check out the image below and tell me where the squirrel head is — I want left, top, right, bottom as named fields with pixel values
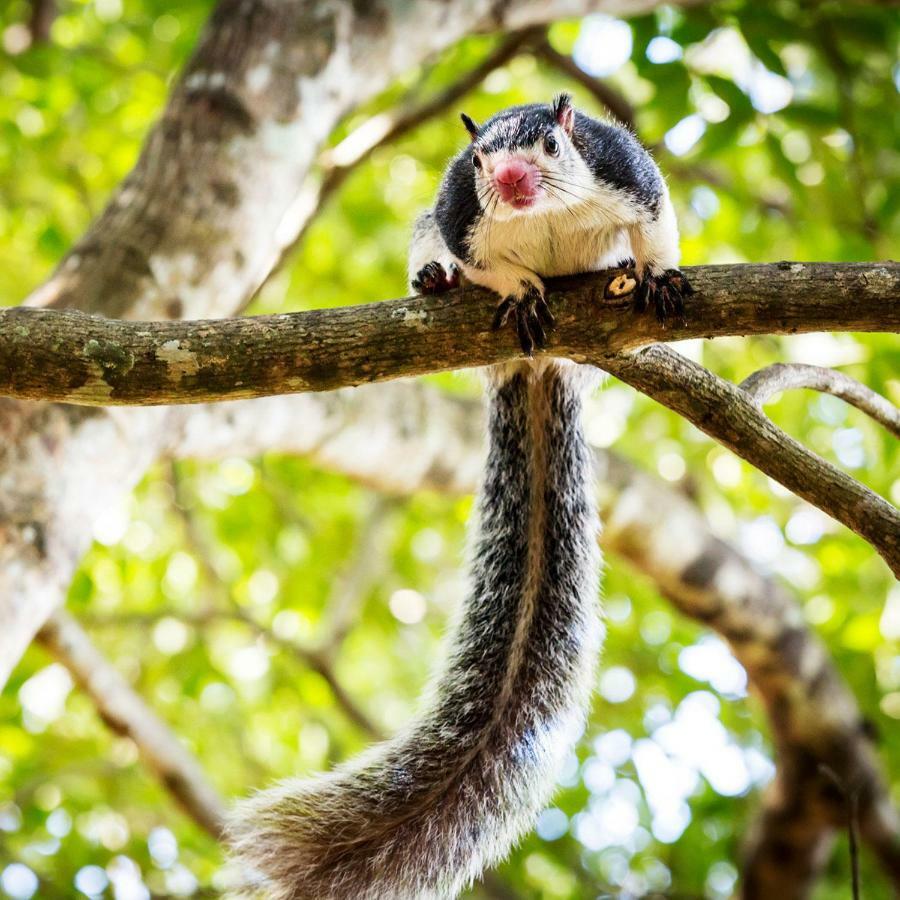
left=460, top=94, right=586, bottom=220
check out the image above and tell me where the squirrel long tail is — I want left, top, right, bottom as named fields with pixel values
left=226, top=361, right=603, bottom=900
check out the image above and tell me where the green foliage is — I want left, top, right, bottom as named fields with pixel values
left=1, top=1, right=898, bottom=898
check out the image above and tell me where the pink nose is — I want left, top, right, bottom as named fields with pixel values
left=493, top=159, right=540, bottom=203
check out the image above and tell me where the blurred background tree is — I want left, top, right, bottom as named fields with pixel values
left=0, top=1, right=897, bottom=898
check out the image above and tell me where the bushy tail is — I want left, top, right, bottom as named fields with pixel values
left=227, top=361, right=603, bottom=899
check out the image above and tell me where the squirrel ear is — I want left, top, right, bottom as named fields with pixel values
left=552, top=93, right=574, bottom=135
left=460, top=113, right=480, bottom=141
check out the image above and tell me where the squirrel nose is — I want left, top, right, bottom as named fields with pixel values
left=492, top=158, right=540, bottom=203
left=494, top=159, right=530, bottom=186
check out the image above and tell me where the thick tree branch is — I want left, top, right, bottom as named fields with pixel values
left=157, top=382, right=900, bottom=897
left=741, top=363, right=900, bottom=438
left=37, top=609, right=228, bottom=839
left=3, top=262, right=897, bottom=406
left=601, top=345, right=900, bottom=576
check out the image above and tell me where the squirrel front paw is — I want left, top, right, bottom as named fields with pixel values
left=634, top=268, right=694, bottom=326
left=412, top=261, right=460, bottom=295
left=492, top=286, right=556, bottom=356
left=634, top=269, right=695, bottom=328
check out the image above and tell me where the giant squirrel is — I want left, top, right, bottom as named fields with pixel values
left=228, top=93, right=691, bottom=900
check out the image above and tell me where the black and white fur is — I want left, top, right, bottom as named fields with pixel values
left=411, top=93, right=691, bottom=351
left=228, top=95, right=688, bottom=900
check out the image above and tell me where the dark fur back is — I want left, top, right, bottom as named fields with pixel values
left=227, top=361, right=602, bottom=899
left=570, top=112, right=663, bottom=213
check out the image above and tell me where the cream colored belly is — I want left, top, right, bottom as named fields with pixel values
left=471, top=215, right=631, bottom=278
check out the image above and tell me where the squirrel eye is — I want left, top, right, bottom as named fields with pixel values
left=544, top=134, right=559, bottom=156
left=472, top=153, right=483, bottom=170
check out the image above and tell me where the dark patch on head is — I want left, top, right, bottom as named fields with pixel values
left=165, top=297, right=184, bottom=319
left=571, top=112, right=664, bottom=213
left=233, top=249, right=246, bottom=268
left=475, top=103, right=558, bottom=155
left=434, top=148, right=480, bottom=262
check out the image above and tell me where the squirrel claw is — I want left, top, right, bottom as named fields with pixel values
left=635, top=268, right=692, bottom=328
left=412, top=261, right=460, bottom=295
left=492, top=287, right=554, bottom=356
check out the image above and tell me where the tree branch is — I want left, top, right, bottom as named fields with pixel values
left=601, top=345, right=900, bottom=576
left=37, top=610, right=228, bottom=839
left=158, top=382, right=900, bottom=897
left=741, top=363, right=900, bottom=438
left=3, top=262, right=897, bottom=406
